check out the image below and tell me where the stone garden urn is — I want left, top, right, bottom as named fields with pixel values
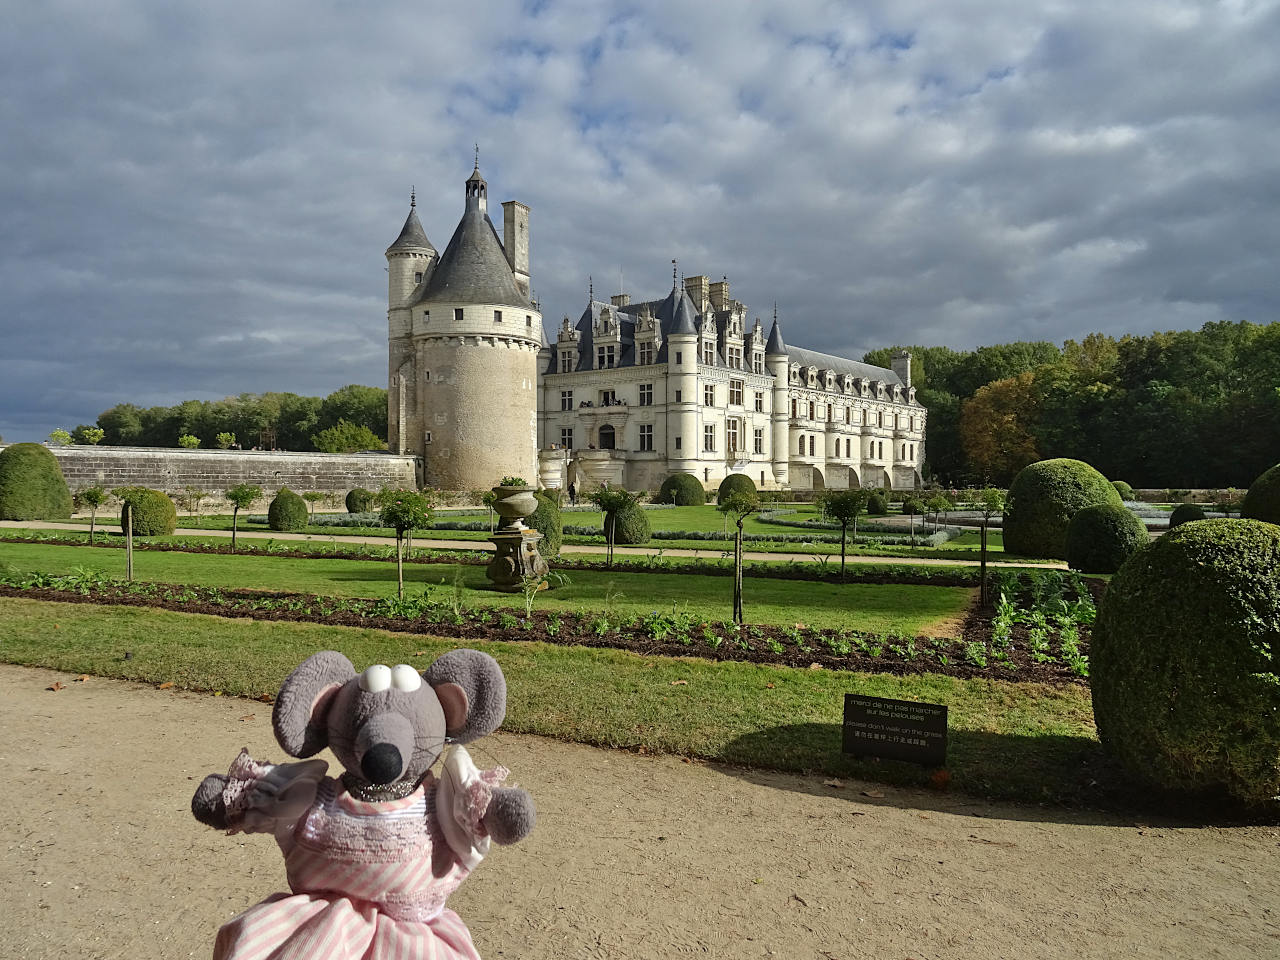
left=486, top=484, right=549, bottom=591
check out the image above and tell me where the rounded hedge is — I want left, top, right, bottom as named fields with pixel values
left=1091, top=519, right=1280, bottom=809
left=658, top=473, right=706, bottom=506
left=1168, top=503, right=1207, bottom=529
left=866, top=492, right=889, bottom=516
left=1241, top=462, right=1280, bottom=525
left=527, top=491, right=562, bottom=557
left=1064, top=503, right=1147, bottom=573
left=1111, top=480, right=1134, bottom=501
left=901, top=496, right=926, bottom=516
left=0, top=443, right=73, bottom=520
left=605, top=503, right=651, bottom=545
left=345, top=488, right=375, bottom=513
left=118, top=488, right=177, bottom=536
left=1003, top=458, right=1121, bottom=559
left=717, top=473, right=757, bottom=503
left=268, top=487, right=309, bottom=532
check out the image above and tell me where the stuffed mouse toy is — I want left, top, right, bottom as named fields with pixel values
left=192, top=648, right=534, bottom=960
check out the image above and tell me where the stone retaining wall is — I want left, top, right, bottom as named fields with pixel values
left=4, top=445, right=419, bottom=496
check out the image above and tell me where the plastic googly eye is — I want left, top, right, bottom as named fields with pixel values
left=359, top=664, right=392, bottom=693
left=391, top=664, right=422, bottom=692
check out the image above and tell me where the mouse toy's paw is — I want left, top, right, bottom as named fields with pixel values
left=192, top=774, right=231, bottom=829
left=481, top=785, right=536, bottom=845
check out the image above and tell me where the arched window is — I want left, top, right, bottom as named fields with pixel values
left=845, top=438, right=851, bottom=458
left=809, top=435, right=815, bottom=457
left=798, top=435, right=805, bottom=455
left=599, top=425, right=615, bottom=449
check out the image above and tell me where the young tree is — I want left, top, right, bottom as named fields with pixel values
left=178, top=434, right=201, bottom=449
left=588, top=487, right=639, bottom=569
left=216, top=432, right=237, bottom=449
left=48, top=428, right=73, bottom=446
left=311, top=419, right=385, bottom=453
left=717, top=489, right=759, bottom=623
left=817, top=489, right=870, bottom=579
left=73, top=426, right=105, bottom=445
left=111, top=486, right=148, bottom=580
left=926, top=493, right=955, bottom=533
left=481, top=489, right=497, bottom=533
left=975, top=487, right=1006, bottom=604
left=302, top=491, right=325, bottom=522
left=378, top=488, right=435, bottom=598
left=224, top=483, right=262, bottom=552
left=76, top=486, right=108, bottom=543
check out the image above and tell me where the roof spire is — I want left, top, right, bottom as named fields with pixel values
left=410, top=186, right=416, bottom=209
left=588, top=276, right=594, bottom=303
left=475, top=143, right=480, bottom=169
left=672, top=259, right=678, bottom=287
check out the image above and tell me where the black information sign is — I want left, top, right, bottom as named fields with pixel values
left=842, top=694, right=947, bottom=767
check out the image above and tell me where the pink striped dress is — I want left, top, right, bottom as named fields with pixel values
left=214, top=749, right=503, bottom=960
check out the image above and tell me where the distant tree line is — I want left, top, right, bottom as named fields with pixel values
left=87, top=385, right=387, bottom=453
left=865, top=320, right=1280, bottom=489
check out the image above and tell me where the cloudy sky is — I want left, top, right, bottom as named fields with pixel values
left=2, top=0, right=1277, bottom=442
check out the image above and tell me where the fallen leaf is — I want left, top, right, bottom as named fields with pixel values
left=669, top=679, right=688, bottom=686
left=823, top=778, right=844, bottom=789
left=861, top=790, right=885, bottom=799
left=764, top=682, right=776, bottom=689
left=790, top=893, right=809, bottom=906
left=808, top=663, right=822, bottom=670
left=157, top=682, right=174, bottom=690
left=751, top=878, right=763, bottom=885
left=238, top=714, right=255, bottom=722
left=412, top=651, right=427, bottom=657
left=73, top=675, right=90, bottom=683
left=929, top=769, right=952, bottom=791
left=46, top=681, right=65, bottom=692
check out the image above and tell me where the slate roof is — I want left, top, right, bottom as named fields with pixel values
left=765, top=318, right=787, bottom=355
left=416, top=207, right=529, bottom=309
left=386, top=207, right=435, bottom=256
left=785, top=345, right=902, bottom=385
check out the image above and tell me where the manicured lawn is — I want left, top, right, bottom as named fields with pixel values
left=0, top=597, right=1104, bottom=805
left=0, top=541, right=974, bottom=635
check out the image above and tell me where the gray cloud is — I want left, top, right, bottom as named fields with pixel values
left=2, top=0, right=1278, bottom=441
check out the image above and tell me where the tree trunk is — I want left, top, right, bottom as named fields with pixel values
left=231, top=506, right=239, bottom=552
left=910, top=512, right=916, bottom=547
left=980, top=520, right=989, bottom=606
left=396, top=532, right=405, bottom=599
left=733, top=523, right=744, bottom=624
left=840, top=524, right=847, bottom=579
left=407, top=531, right=413, bottom=561
left=125, top=504, right=134, bottom=581
left=89, top=506, right=97, bottom=544
left=607, top=513, right=616, bottom=569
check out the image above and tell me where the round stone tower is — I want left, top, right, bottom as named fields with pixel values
left=387, top=162, right=542, bottom=490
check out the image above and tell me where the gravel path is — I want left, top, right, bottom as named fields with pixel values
left=2, top=664, right=1275, bottom=959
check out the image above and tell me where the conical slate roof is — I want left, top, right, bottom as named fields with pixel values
left=385, top=207, right=435, bottom=256
left=654, top=282, right=699, bottom=337
left=765, top=317, right=787, bottom=356
left=418, top=207, right=529, bottom=309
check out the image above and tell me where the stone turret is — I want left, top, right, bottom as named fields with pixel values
left=765, top=314, right=790, bottom=487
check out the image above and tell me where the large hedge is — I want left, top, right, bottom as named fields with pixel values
left=0, top=443, right=72, bottom=520
left=1064, top=503, right=1146, bottom=573
left=345, top=488, right=375, bottom=513
left=1168, top=503, right=1207, bottom=529
left=717, top=473, right=756, bottom=503
left=866, top=492, right=889, bottom=516
left=1002, top=458, right=1121, bottom=559
left=658, top=473, right=706, bottom=506
left=605, top=503, right=651, bottom=545
left=1241, top=462, right=1280, bottom=525
left=117, top=488, right=177, bottom=536
left=268, top=487, right=309, bottom=531
left=527, top=491, right=562, bottom=557
left=1091, top=519, right=1280, bottom=809
left=1111, top=480, right=1134, bottom=501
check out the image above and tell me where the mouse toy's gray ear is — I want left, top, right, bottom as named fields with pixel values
left=423, top=649, right=507, bottom=744
left=273, top=651, right=356, bottom=757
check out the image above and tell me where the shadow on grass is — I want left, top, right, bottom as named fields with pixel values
left=713, top=722, right=1265, bottom=827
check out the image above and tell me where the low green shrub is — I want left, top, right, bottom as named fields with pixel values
left=1091, top=519, right=1280, bottom=809
left=527, top=491, right=563, bottom=556
left=1111, top=480, right=1134, bottom=501
left=717, top=473, right=757, bottom=503
left=346, top=488, right=375, bottom=513
left=1003, top=458, right=1121, bottom=559
left=606, top=503, right=651, bottom=545
left=0, top=443, right=73, bottom=520
left=268, top=488, right=309, bottom=532
left=1168, top=503, right=1207, bottom=528
left=901, top=496, right=926, bottom=516
left=117, top=488, right=177, bottom=536
left=866, top=493, right=889, bottom=516
left=1241, top=462, right=1280, bottom=525
left=1065, top=503, right=1147, bottom=573
left=658, top=473, right=707, bottom=506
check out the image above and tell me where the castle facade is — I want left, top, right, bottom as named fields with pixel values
left=387, top=166, right=925, bottom=493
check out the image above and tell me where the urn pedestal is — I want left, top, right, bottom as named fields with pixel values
left=485, top=485, right=549, bottom=591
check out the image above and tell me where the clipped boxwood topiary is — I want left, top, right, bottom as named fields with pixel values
left=1065, top=503, right=1147, bottom=573
left=606, top=503, right=651, bottom=545
left=866, top=492, right=889, bottom=516
left=1111, top=480, right=1134, bottom=501
left=1241, top=462, right=1280, bottom=525
left=1091, top=519, right=1280, bottom=809
left=658, top=473, right=706, bottom=506
left=526, top=491, right=562, bottom=557
left=1168, top=503, right=1207, bottom=529
left=1003, top=458, right=1121, bottom=559
left=0, top=443, right=73, bottom=520
left=117, top=488, right=177, bottom=536
left=268, top=487, right=309, bottom=531
left=901, top=496, right=926, bottom=516
left=345, top=487, right=375, bottom=513
left=717, top=473, right=756, bottom=503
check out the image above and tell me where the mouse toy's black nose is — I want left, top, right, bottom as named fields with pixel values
left=361, top=743, right=403, bottom=784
